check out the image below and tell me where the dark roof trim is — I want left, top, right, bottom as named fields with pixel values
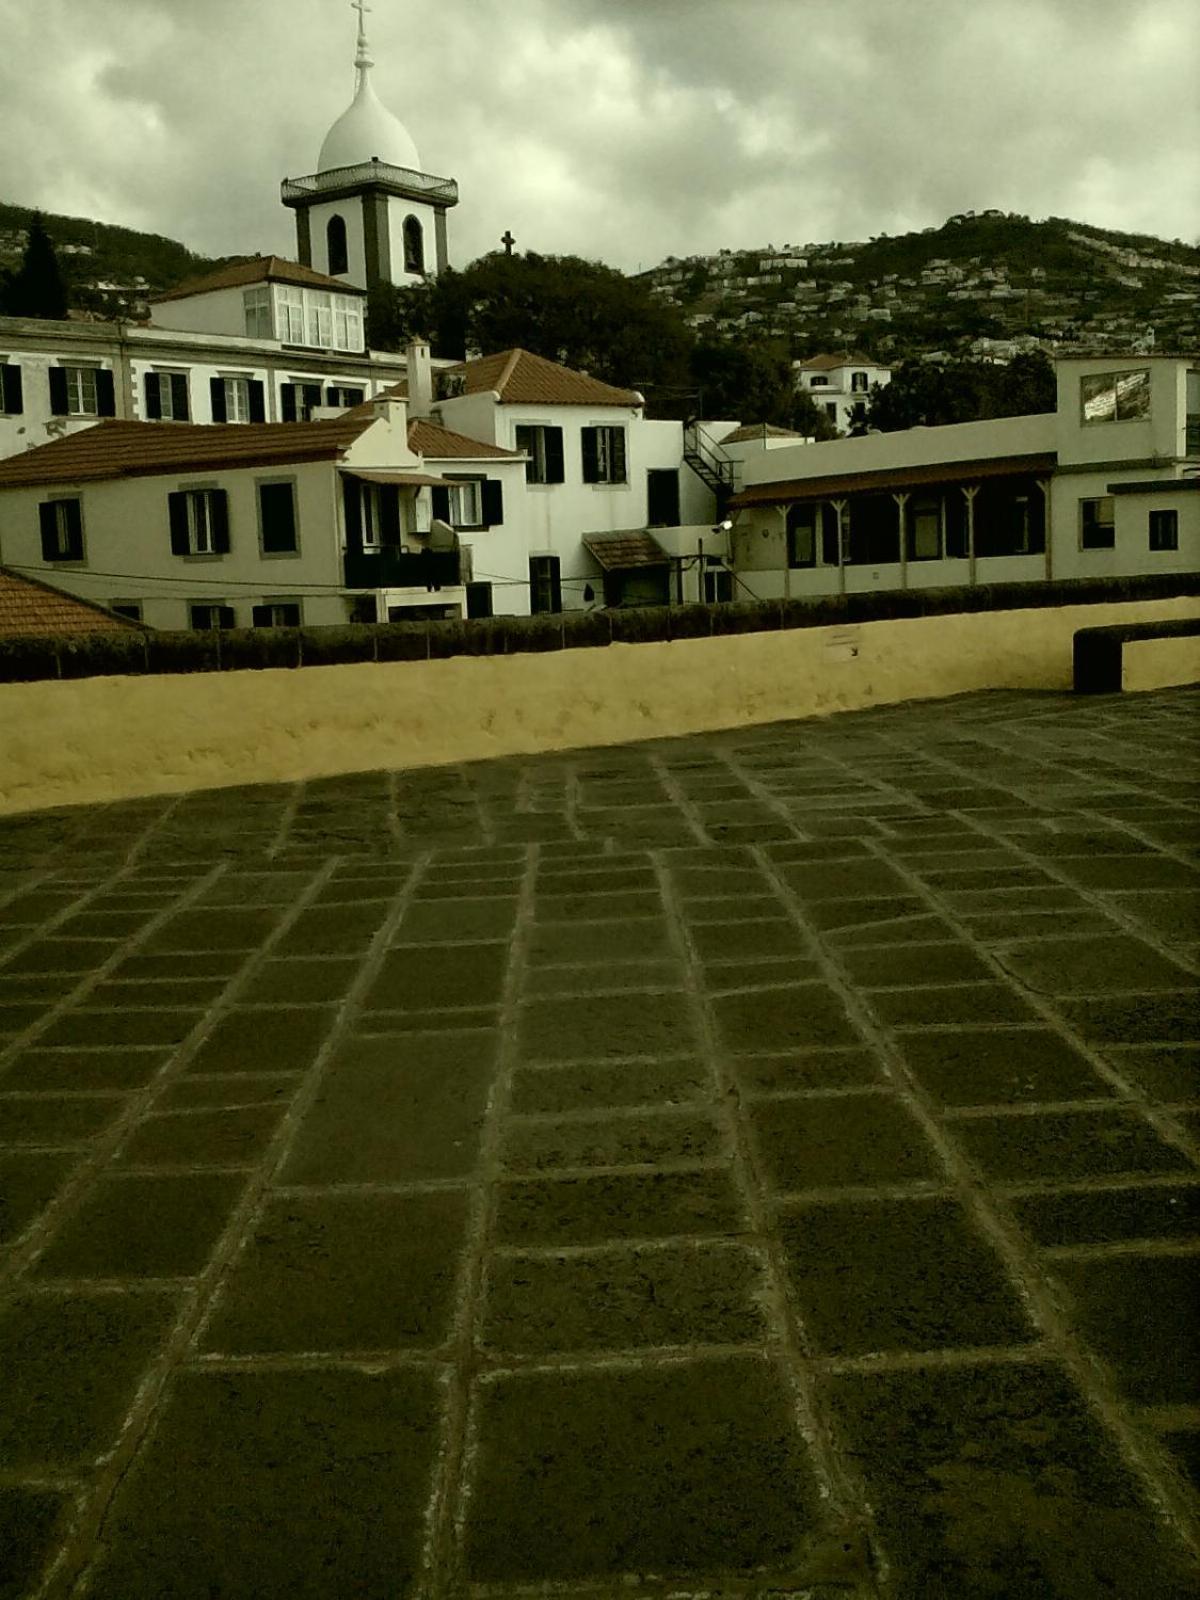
left=731, top=453, right=1059, bottom=509
left=1107, top=477, right=1200, bottom=495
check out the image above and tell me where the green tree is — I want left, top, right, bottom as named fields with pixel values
left=690, top=337, right=837, bottom=436
left=867, top=352, right=1055, bottom=431
left=2, top=212, right=69, bottom=319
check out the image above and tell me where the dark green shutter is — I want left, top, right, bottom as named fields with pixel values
left=545, top=427, right=564, bottom=483
left=63, top=500, right=84, bottom=560
left=38, top=502, right=59, bottom=560
left=581, top=427, right=600, bottom=483
left=344, top=387, right=364, bottom=405
left=168, top=492, right=190, bottom=555
left=482, top=478, right=503, bottom=527
left=431, top=485, right=450, bottom=522
left=304, top=384, right=322, bottom=416
left=259, top=483, right=297, bottom=553
left=48, top=367, right=68, bottom=415
left=252, top=604, right=271, bottom=627
left=170, top=374, right=190, bottom=421
left=209, top=378, right=227, bottom=423
left=610, top=428, right=627, bottom=484
left=380, top=484, right=402, bottom=546
left=248, top=380, right=266, bottom=422
left=342, top=477, right=363, bottom=550
left=145, top=372, right=162, bottom=420
left=210, top=491, right=230, bottom=554
left=281, top=384, right=298, bottom=422
left=218, top=606, right=236, bottom=629
left=96, top=369, right=116, bottom=417
left=1, top=365, right=21, bottom=414
left=550, top=557, right=563, bottom=612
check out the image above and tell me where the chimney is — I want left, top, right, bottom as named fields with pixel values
left=406, top=337, right=433, bottom=419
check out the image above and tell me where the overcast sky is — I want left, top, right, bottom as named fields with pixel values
left=2, top=0, right=1197, bottom=273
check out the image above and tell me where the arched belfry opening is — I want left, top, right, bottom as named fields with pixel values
left=403, top=216, right=425, bottom=275
left=327, top=214, right=349, bottom=276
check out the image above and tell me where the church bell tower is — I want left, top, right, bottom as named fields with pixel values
left=280, top=0, right=458, bottom=290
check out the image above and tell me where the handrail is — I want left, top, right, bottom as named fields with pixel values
left=282, top=163, right=459, bottom=205
left=683, top=423, right=735, bottom=486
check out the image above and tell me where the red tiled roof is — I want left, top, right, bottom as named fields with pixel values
left=721, top=423, right=809, bottom=444
left=0, top=567, right=145, bottom=638
left=731, top=452, right=1058, bottom=509
left=407, top=419, right=521, bottom=460
left=795, top=351, right=877, bottom=372
left=583, top=531, right=670, bottom=571
left=448, top=349, right=642, bottom=408
left=0, top=417, right=375, bottom=489
left=152, top=255, right=365, bottom=303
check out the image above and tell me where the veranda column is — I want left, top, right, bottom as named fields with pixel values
left=1037, top=478, right=1053, bottom=580
left=963, top=484, right=979, bottom=587
left=892, top=490, right=909, bottom=589
left=832, top=498, right=848, bottom=595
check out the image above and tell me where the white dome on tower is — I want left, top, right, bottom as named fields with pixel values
left=317, top=2, right=421, bottom=174
left=318, top=75, right=421, bottom=173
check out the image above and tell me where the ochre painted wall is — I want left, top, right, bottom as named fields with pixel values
left=1, top=596, right=1196, bottom=816
left=1122, top=633, right=1200, bottom=693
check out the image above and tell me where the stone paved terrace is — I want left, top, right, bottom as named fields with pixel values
left=0, top=687, right=1198, bottom=1600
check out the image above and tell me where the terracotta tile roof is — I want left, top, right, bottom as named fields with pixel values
left=731, top=452, right=1058, bottom=509
left=0, top=567, right=145, bottom=638
left=583, top=531, right=670, bottom=571
left=152, top=255, right=366, bottom=303
left=795, top=351, right=877, bottom=372
left=0, top=417, right=375, bottom=489
left=407, top=419, right=521, bottom=460
left=721, top=423, right=809, bottom=444
left=448, top=349, right=642, bottom=408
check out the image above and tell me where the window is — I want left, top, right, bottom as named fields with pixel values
left=168, top=489, right=230, bottom=557
left=787, top=503, right=839, bottom=567
left=1080, top=369, right=1151, bottom=425
left=109, top=601, right=142, bottom=622
left=809, top=376, right=829, bottom=387
left=466, top=582, right=494, bottom=619
left=252, top=600, right=302, bottom=628
left=851, top=372, right=869, bottom=392
left=333, top=299, right=364, bottom=352
left=243, top=288, right=272, bottom=339
left=190, top=603, right=236, bottom=631
left=258, top=481, right=298, bottom=554
left=343, top=477, right=402, bottom=549
left=432, top=477, right=503, bottom=529
left=38, top=498, right=84, bottom=562
left=210, top=376, right=265, bottom=424
left=145, top=371, right=190, bottom=422
left=403, top=216, right=425, bottom=274
left=280, top=381, right=323, bottom=422
left=646, top=468, right=680, bottom=527
left=327, top=215, right=348, bottom=276
left=49, top=365, right=115, bottom=418
left=324, top=385, right=365, bottom=409
left=581, top=425, right=627, bottom=485
left=307, top=292, right=333, bottom=348
left=1080, top=497, right=1116, bottom=550
left=529, top=556, right=562, bottom=614
left=348, top=595, right=378, bottom=623
left=514, top=423, right=565, bottom=484
left=824, top=402, right=838, bottom=420
left=704, top=567, right=733, bottom=603
left=1149, top=509, right=1179, bottom=551
left=276, top=287, right=305, bottom=344
left=0, top=363, right=23, bottom=414
left=907, top=495, right=943, bottom=561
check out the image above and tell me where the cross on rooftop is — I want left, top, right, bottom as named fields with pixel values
left=501, top=230, right=516, bottom=256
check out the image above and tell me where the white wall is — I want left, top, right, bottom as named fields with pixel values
left=306, top=197, right=369, bottom=289
left=150, top=287, right=250, bottom=339
left=384, top=197, right=439, bottom=283
left=1055, top=356, right=1189, bottom=467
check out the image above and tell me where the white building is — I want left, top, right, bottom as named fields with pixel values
left=793, top=351, right=893, bottom=433
left=729, top=354, right=1200, bottom=600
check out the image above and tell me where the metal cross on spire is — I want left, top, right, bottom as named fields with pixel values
left=351, top=0, right=374, bottom=72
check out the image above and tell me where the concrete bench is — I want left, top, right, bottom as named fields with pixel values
left=1074, top=618, right=1200, bottom=694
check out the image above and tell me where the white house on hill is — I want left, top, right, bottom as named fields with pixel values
left=793, top=351, right=893, bottom=433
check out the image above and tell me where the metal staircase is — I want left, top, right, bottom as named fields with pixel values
left=683, top=423, right=735, bottom=514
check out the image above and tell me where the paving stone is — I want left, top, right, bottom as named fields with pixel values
left=779, top=1196, right=1033, bottom=1354
left=535, top=866, right=657, bottom=896
left=85, top=1367, right=442, bottom=1600
left=951, top=1108, right=1194, bottom=1183
left=144, top=909, right=282, bottom=953
left=940, top=885, right=1091, bottom=915
left=509, top=1057, right=709, bottom=1116
left=483, top=1241, right=766, bottom=1355
left=527, top=918, right=674, bottom=968
left=957, top=909, right=1119, bottom=942
left=1053, top=992, right=1200, bottom=1046
left=807, top=895, right=931, bottom=932
left=895, top=1028, right=1113, bottom=1106
left=829, top=1360, right=1199, bottom=1599
left=1052, top=1254, right=1200, bottom=1405
left=36, top=1007, right=202, bottom=1049
left=670, top=865, right=775, bottom=898
left=0, top=1485, right=72, bottom=1600
left=158, top=1073, right=299, bottom=1110
left=733, top=1047, right=888, bottom=1095
left=32, top=1172, right=245, bottom=1278
left=532, top=889, right=663, bottom=922
left=0, top=1289, right=178, bottom=1468
left=1011, top=1183, right=1200, bottom=1247
left=362, top=941, right=509, bottom=1010
left=1056, top=856, right=1199, bottom=891
left=0, top=1046, right=169, bottom=1092
left=238, top=958, right=361, bottom=1004
left=502, top=1108, right=724, bottom=1173
left=0, top=1150, right=78, bottom=1244
left=283, top=1032, right=497, bottom=1184
left=493, top=1167, right=744, bottom=1245
left=202, top=1189, right=468, bottom=1354
left=712, top=984, right=860, bottom=1052
left=198, top=871, right=318, bottom=906
left=993, top=935, right=1198, bottom=996
left=521, top=958, right=683, bottom=996
left=920, top=865, right=1056, bottom=892
left=1102, top=1044, right=1200, bottom=1102
left=56, top=908, right=156, bottom=941
left=117, top=1105, right=285, bottom=1167
left=390, top=898, right=518, bottom=945
left=838, top=941, right=993, bottom=988
left=87, top=976, right=233, bottom=1009
left=107, top=951, right=246, bottom=982
left=464, top=1355, right=822, bottom=1584
left=1105, top=890, right=1200, bottom=947
left=518, top=990, right=698, bottom=1062
left=688, top=918, right=809, bottom=961
left=749, top=1093, right=940, bottom=1191
left=780, top=859, right=913, bottom=901
left=185, top=1007, right=336, bottom=1075
left=1160, top=1430, right=1200, bottom=1490
left=699, top=955, right=826, bottom=992
left=272, top=901, right=394, bottom=955
left=1, top=938, right=113, bottom=976
left=824, top=911, right=962, bottom=946
left=869, top=981, right=1040, bottom=1028
left=0, top=1093, right=126, bottom=1147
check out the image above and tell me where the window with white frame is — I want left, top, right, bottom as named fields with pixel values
left=190, top=602, right=236, bottom=631
left=64, top=366, right=96, bottom=414
left=1080, top=369, right=1151, bottom=425
left=243, top=288, right=272, bottom=339
left=907, top=495, right=943, bottom=561
left=514, top=424, right=565, bottom=484
left=581, top=425, right=627, bottom=485
left=252, top=599, right=302, bottom=628
left=333, top=299, right=363, bottom=351
left=145, top=371, right=190, bottom=422
left=169, top=489, right=230, bottom=557
left=446, top=478, right=482, bottom=528
left=809, top=375, right=829, bottom=387
left=307, top=292, right=334, bottom=348
left=223, top=377, right=251, bottom=423
left=851, top=372, right=869, bottom=392
left=275, top=286, right=306, bottom=344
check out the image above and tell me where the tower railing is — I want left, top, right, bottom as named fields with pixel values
left=282, top=162, right=459, bottom=205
